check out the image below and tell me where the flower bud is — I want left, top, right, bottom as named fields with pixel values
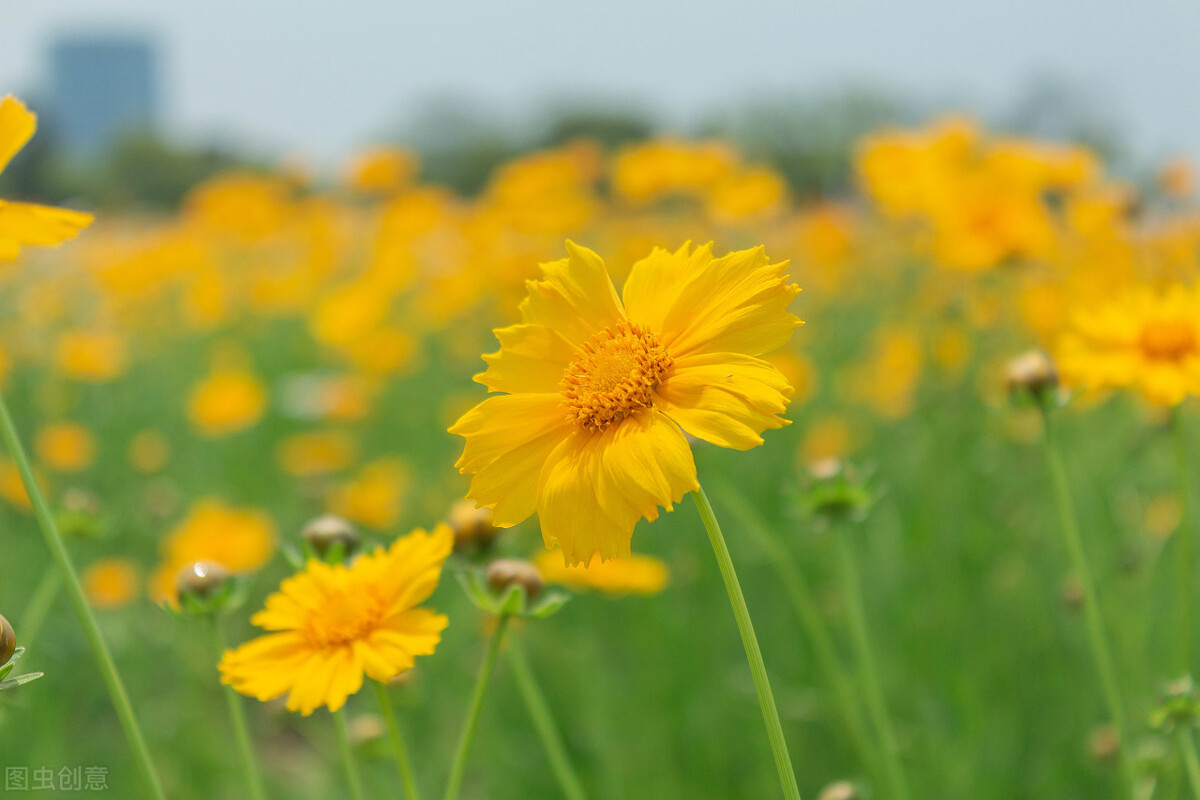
left=818, top=781, right=859, bottom=800
left=175, top=560, right=231, bottom=604
left=0, top=614, right=15, bottom=665
left=1005, top=350, right=1059, bottom=403
left=485, top=559, right=544, bottom=602
left=301, top=514, right=360, bottom=560
left=448, top=500, right=498, bottom=555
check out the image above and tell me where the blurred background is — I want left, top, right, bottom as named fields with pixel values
left=2, top=0, right=1198, bottom=205
left=1, top=3, right=1199, bottom=800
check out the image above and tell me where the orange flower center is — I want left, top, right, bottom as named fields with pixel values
left=303, top=587, right=385, bottom=648
left=1139, top=320, right=1197, bottom=361
left=560, top=321, right=672, bottom=432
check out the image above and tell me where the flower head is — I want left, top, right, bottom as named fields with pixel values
left=219, top=526, right=452, bottom=715
left=0, top=96, right=93, bottom=260
left=1057, top=283, right=1200, bottom=406
left=450, top=241, right=801, bottom=564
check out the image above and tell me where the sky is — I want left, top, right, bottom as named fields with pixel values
left=2, top=0, right=1198, bottom=167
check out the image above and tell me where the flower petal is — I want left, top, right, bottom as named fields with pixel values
left=450, top=393, right=571, bottom=526
left=475, top=323, right=578, bottom=394
left=624, top=243, right=801, bottom=358
left=518, top=241, right=624, bottom=345
left=536, top=410, right=696, bottom=565
left=655, top=352, right=794, bottom=449
left=0, top=96, right=35, bottom=174
left=0, top=201, right=93, bottom=248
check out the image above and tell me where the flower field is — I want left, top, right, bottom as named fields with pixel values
left=1, top=94, right=1199, bottom=799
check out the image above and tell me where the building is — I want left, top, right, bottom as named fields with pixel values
left=47, top=34, right=158, bottom=153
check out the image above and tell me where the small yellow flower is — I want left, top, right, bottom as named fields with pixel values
left=83, top=559, right=140, bottom=609
left=56, top=329, right=128, bottom=382
left=219, top=526, right=452, bottom=715
left=1057, top=283, right=1200, bottom=406
left=0, top=96, right=93, bottom=260
left=451, top=241, right=801, bottom=564
left=35, top=422, right=96, bottom=473
left=276, top=431, right=357, bottom=477
left=188, top=362, right=268, bottom=436
left=151, top=499, right=277, bottom=602
left=345, top=146, right=419, bottom=194
left=329, top=457, right=410, bottom=530
left=535, top=549, right=669, bottom=595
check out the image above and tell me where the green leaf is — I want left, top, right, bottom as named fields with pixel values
left=0, top=671, right=44, bottom=691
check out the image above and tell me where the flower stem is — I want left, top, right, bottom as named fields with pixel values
left=1173, top=408, right=1197, bottom=676
left=333, top=708, right=367, bottom=800
left=444, top=614, right=510, bottom=800
left=208, top=618, right=268, bottom=800
left=832, top=525, right=910, bottom=800
left=0, top=392, right=165, bottom=800
left=692, top=483, right=802, bottom=800
left=16, top=564, right=61, bottom=652
left=372, top=680, right=421, bottom=800
left=1179, top=728, right=1200, bottom=800
left=1041, top=407, right=1138, bottom=799
left=709, top=482, right=878, bottom=782
left=506, top=635, right=587, bottom=800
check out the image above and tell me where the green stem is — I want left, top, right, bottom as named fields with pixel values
left=333, top=708, right=367, bottom=800
left=372, top=680, right=421, bottom=800
left=506, top=636, right=587, bottom=800
left=832, top=526, right=910, bottom=800
left=209, top=618, right=268, bottom=800
left=16, top=564, right=61, bottom=652
left=1041, top=408, right=1138, bottom=799
left=0, top=392, right=165, bottom=800
left=692, top=483, right=802, bottom=800
left=709, top=482, right=878, bottom=781
left=1178, top=728, right=1200, bottom=800
left=1174, top=409, right=1196, bottom=676
left=443, top=614, right=510, bottom=800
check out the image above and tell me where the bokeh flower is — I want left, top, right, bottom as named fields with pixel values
left=151, top=499, right=277, bottom=602
left=219, top=525, right=452, bottom=715
left=1057, top=283, right=1200, bottom=406
left=535, top=549, right=669, bottom=595
left=451, top=241, right=800, bottom=564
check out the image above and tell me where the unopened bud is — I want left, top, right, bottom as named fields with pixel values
left=449, top=500, right=498, bottom=555
left=301, top=514, right=360, bottom=560
left=0, top=614, right=15, bottom=665
left=485, top=559, right=544, bottom=602
left=818, top=781, right=859, bottom=800
left=175, top=560, right=231, bottom=604
left=1005, top=350, right=1059, bottom=403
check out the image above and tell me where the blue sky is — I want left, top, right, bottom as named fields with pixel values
left=2, top=0, right=1197, bottom=166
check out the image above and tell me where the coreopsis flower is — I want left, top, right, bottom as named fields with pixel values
left=535, top=549, right=669, bottom=595
left=450, top=241, right=801, bottom=564
left=1057, top=283, right=1200, bottom=406
left=187, top=360, right=268, bottom=436
left=151, top=499, right=277, bottom=602
left=35, top=422, right=96, bottom=473
left=0, top=96, right=93, bottom=260
left=82, top=559, right=140, bottom=609
left=219, top=526, right=452, bottom=715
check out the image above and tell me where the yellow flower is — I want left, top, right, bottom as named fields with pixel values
left=535, top=549, right=669, bottom=595
left=276, top=431, right=357, bottom=477
left=151, top=499, right=277, bottom=602
left=1057, top=283, right=1200, bottom=406
left=345, top=146, right=419, bottom=194
left=35, top=422, right=96, bottom=473
left=219, top=526, right=452, bottom=715
left=0, top=96, right=93, bottom=260
left=188, top=362, right=268, bottom=436
left=56, top=329, right=128, bottom=382
left=329, top=457, right=410, bottom=530
left=83, top=559, right=140, bottom=609
left=450, top=241, right=801, bottom=564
